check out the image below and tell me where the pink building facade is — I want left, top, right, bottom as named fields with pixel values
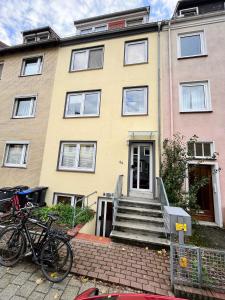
left=161, top=0, right=225, bottom=226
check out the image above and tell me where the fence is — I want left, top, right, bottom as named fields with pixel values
left=171, top=243, right=225, bottom=291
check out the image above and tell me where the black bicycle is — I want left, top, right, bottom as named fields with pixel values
left=0, top=203, right=73, bottom=282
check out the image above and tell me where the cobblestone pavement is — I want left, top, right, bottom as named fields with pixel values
left=71, top=235, right=172, bottom=296
left=0, top=260, right=141, bottom=300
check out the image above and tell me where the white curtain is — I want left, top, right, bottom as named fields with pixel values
left=16, top=99, right=32, bottom=116
left=7, top=145, right=23, bottom=164
left=182, top=85, right=206, bottom=111
left=61, top=145, right=77, bottom=168
left=78, top=145, right=94, bottom=169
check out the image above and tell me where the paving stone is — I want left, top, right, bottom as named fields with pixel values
left=29, top=270, right=44, bottom=282
left=44, top=289, right=63, bottom=300
left=29, top=291, right=45, bottom=300
left=78, top=281, right=96, bottom=294
left=52, top=276, right=70, bottom=290
left=0, top=273, right=16, bottom=288
left=35, top=280, right=53, bottom=294
left=68, top=277, right=82, bottom=287
left=11, top=296, right=26, bottom=300
left=0, top=283, right=20, bottom=300
left=23, top=263, right=39, bottom=274
left=13, top=271, right=31, bottom=285
left=16, top=281, right=37, bottom=298
left=6, top=264, right=25, bottom=275
left=0, top=267, right=7, bottom=279
left=61, top=286, right=79, bottom=300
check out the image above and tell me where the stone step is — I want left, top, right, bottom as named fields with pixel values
left=110, top=230, right=170, bottom=247
left=116, top=213, right=164, bottom=224
left=113, top=221, right=164, bottom=234
left=118, top=206, right=162, bottom=217
left=118, top=198, right=161, bottom=209
left=129, top=191, right=153, bottom=199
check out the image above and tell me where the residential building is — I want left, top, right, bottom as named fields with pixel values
left=0, top=27, right=59, bottom=187
left=161, top=0, right=225, bottom=226
left=39, top=7, right=165, bottom=243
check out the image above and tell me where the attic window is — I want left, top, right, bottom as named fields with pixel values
left=179, top=7, right=199, bottom=17
left=126, top=18, right=144, bottom=27
left=37, top=34, right=49, bottom=41
left=25, top=35, right=36, bottom=43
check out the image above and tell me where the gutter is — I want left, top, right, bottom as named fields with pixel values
left=157, top=21, right=162, bottom=175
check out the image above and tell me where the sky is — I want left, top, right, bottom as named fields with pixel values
left=0, top=0, right=178, bottom=46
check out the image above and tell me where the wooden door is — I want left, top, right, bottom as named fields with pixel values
left=188, top=165, right=215, bottom=222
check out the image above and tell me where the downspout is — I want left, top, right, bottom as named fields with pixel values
left=168, top=20, right=174, bottom=138
left=157, top=21, right=162, bottom=176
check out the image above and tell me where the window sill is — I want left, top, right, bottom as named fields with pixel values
left=57, top=168, right=95, bottom=174
left=122, top=113, right=148, bottom=117
left=124, top=61, right=148, bottom=67
left=12, top=116, right=35, bottom=119
left=180, top=110, right=212, bottom=114
left=188, top=157, right=216, bottom=161
left=2, top=165, right=27, bottom=169
left=63, top=115, right=100, bottom=119
left=69, top=67, right=103, bottom=73
left=19, top=73, right=42, bottom=77
left=178, top=54, right=208, bottom=60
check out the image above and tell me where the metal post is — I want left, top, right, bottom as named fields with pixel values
left=197, top=248, right=202, bottom=287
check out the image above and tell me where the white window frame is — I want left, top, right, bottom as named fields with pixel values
left=65, top=91, right=100, bottom=118
left=187, top=141, right=215, bottom=159
left=123, top=87, right=148, bottom=116
left=80, top=24, right=108, bottom=35
left=21, top=56, right=43, bottom=76
left=126, top=17, right=144, bottom=27
left=53, top=193, right=84, bottom=207
left=179, top=7, right=199, bottom=17
left=178, top=31, right=206, bottom=58
left=0, top=62, right=4, bottom=80
left=3, top=141, right=29, bottom=168
left=12, top=95, right=37, bottom=118
left=125, top=40, right=148, bottom=65
left=71, top=47, right=103, bottom=71
left=94, top=24, right=108, bottom=32
left=179, top=81, right=211, bottom=112
left=58, top=142, right=96, bottom=172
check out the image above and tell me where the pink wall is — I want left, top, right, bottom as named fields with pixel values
left=161, top=16, right=225, bottom=226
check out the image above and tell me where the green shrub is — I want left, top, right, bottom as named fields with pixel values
left=33, top=204, right=95, bottom=227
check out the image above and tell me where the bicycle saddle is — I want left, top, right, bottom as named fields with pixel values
left=47, top=213, right=59, bottom=221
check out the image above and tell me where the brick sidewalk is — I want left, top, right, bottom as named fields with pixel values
left=71, top=234, right=172, bottom=296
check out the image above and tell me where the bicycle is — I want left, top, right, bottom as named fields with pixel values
left=0, top=197, right=73, bottom=283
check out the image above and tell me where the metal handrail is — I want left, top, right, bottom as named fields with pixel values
left=112, top=175, right=123, bottom=226
left=156, top=177, right=169, bottom=207
left=72, top=191, right=97, bottom=228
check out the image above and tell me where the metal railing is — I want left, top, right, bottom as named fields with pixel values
left=156, top=177, right=169, bottom=207
left=112, top=175, right=123, bottom=225
left=72, top=191, right=97, bottom=228
left=171, top=243, right=225, bottom=291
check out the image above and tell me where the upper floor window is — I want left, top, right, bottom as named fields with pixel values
left=179, top=7, right=199, bottom=17
left=3, top=142, right=28, bottom=168
left=13, top=96, right=36, bottom=118
left=178, top=32, right=205, bottom=58
left=126, top=18, right=144, bottom=27
left=65, top=91, right=100, bottom=117
left=80, top=28, right=92, bottom=35
left=58, top=142, right=96, bottom=172
left=123, top=87, right=148, bottom=116
left=0, top=62, right=3, bottom=79
left=125, top=40, right=147, bottom=65
left=180, top=81, right=211, bottom=112
left=21, top=56, right=43, bottom=76
left=70, top=47, right=104, bottom=71
left=80, top=25, right=107, bottom=35
left=188, top=142, right=214, bottom=158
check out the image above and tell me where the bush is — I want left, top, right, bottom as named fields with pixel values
left=34, top=203, right=95, bottom=227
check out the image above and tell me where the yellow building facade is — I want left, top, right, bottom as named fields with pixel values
left=39, top=9, right=160, bottom=236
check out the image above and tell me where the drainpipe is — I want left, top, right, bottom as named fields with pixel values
left=168, top=20, right=174, bottom=138
left=157, top=21, right=162, bottom=176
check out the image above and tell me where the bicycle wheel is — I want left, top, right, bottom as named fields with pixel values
left=0, top=226, right=26, bottom=266
left=40, top=236, right=73, bottom=282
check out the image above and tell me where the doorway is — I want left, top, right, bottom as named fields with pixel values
left=96, top=198, right=113, bottom=237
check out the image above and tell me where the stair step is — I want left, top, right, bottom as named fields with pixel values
left=116, top=213, right=164, bottom=224
left=118, top=198, right=161, bottom=208
left=113, top=221, right=164, bottom=233
left=118, top=206, right=162, bottom=216
left=110, top=230, right=170, bottom=246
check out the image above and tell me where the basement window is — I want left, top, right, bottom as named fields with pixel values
left=54, top=193, right=84, bottom=207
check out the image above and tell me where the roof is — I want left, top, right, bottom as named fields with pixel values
left=74, top=6, right=150, bottom=25
left=0, top=41, right=8, bottom=49
left=173, top=0, right=216, bottom=16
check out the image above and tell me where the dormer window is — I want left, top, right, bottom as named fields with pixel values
left=37, top=33, right=49, bottom=41
left=179, top=7, right=199, bottom=17
left=126, top=18, right=144, bottom=27
left=25, top=35, right=36, bottom=43
left=24, top=32, right=50, bottom=43
left=95, top=25, right=107, bottom=32
left=80, top=28, right=93, bottom=35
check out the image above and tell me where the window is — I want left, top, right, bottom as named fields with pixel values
left=180, top=82, right=211, bottom=112
left=4, top=143, right=28, bottom=167
left=13, top=96, right=36, bottom=118
left=54, top=193, right=84, bottom=207
left=94, top=25, right=107, bottom=32
left=178, top=32, right=205, bottom=58
left=80, top=28, right=92, bottom=35
left=123, top=87, right=148, bottom=115
left=126, top=18, right=144, bottom=27
left=37, top=33, right=49, bottom=41
left=179, top=7, right=199, bottom=17
left=125, top=40, right=147, bottom=65
left=188, top=142, right=213, bottom=158
left=65, top=91, right=100, bottom=117
left=0, top=63, right=3, bottom=79
left=58, top=142, right=96, bottom=172
left=24, top=35, right=36, bottom=43
left=71, top=47, right=103, bottom=71
left=21, top=56, right=43, bottom=76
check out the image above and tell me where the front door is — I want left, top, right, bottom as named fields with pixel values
left=130, top=143, right=153, bottom=192
left=189, top=164, right=215, bottom=222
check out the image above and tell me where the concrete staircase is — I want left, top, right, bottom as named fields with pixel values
left=110, top=196, right=170, bottom=247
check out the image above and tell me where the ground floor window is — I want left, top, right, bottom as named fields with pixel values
left=53, top=193, right=84, bottom=207
left=3, top=142, right=29, bottom=168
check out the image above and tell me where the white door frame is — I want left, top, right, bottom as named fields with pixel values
left=129, top=143, right=153, bottom=193
left=186, top=161, right=223, bottom=227
left=96, top=198, right=112, bottom=237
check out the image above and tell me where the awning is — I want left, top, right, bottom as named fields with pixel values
left=128, top=131, right=158, bottom=139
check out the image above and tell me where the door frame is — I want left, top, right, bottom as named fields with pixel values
left=95, top=197, right=112, bottom=237
left=186, top=161, right=223, bottom=227
left=127, top=141, right=155, bottom=196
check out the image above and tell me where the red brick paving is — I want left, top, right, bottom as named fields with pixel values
left=71, top=235, right=172, bottom=296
